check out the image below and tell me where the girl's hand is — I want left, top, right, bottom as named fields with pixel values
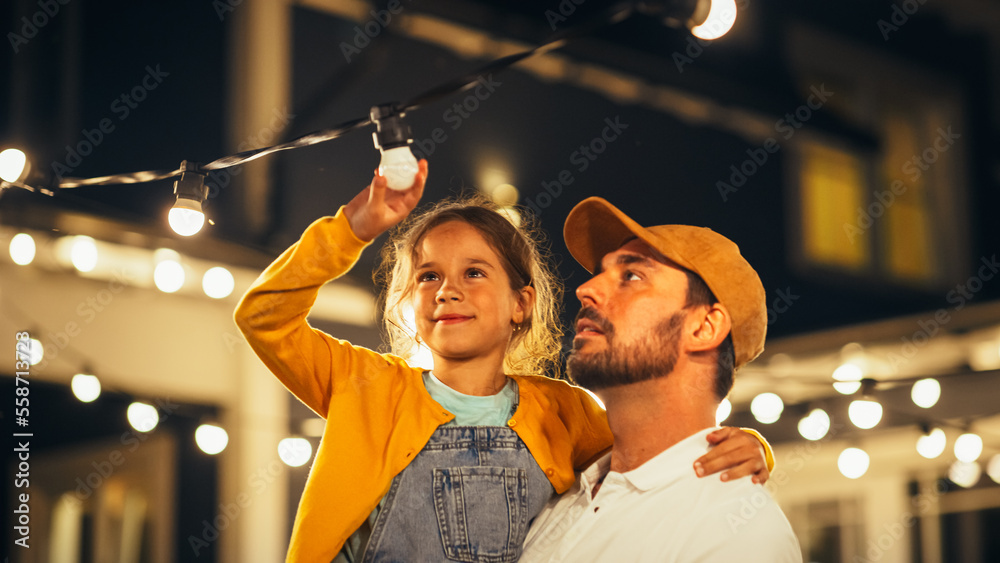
left=344, top=159, right=428, bottom=241
left=693, top=427, right=770, bottom=485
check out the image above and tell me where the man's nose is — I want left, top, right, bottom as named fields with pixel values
left=576, top=275, right=602, bottom=306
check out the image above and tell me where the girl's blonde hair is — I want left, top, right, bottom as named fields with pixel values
left=375, top=195, right=563, bottom=377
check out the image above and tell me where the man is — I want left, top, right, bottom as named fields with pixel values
left=520, top=197, right=802, bottom=562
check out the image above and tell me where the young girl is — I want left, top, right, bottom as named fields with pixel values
left=235, top=161, right=772, bottom=562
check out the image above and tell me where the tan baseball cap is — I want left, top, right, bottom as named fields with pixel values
left=564, top=197, right=767, bottom=370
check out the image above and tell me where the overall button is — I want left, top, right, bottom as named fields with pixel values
left=507, top=419, right=517, bottom=427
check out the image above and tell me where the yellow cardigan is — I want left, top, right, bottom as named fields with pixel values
left=234, top=209, right=615, bottom=562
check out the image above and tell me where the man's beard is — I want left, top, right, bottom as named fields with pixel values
left=567, top=306, right=685, bottom=391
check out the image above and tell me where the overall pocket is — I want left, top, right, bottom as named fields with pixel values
left=432, top=466, right=528, bottom=563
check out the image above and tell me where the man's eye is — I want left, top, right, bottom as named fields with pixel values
left=624, top=270, right=641, bottom=282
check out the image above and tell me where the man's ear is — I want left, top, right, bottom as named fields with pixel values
left=686, top=303, right=732, bottom=354
left=513, top=285, right=536, bottom=325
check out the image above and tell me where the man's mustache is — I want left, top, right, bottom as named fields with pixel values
left=574, top=306, right=614, bottom=336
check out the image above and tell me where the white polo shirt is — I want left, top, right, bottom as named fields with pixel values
left=520, top=428, right=802, bottom=563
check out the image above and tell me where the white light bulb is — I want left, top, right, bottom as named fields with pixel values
left=911, top=378, right=941, bottom=408
left=987, top=454, right=1000, bottom=484
left=954, top=433, right=983, bottom=462
left=0, top=148, right=27, bottom=182
left=750, top=392, right=783, bottom=424
left=716, top=398, right=732, bottom=424
left=9, top=233, right=36, bottom=265
left=848, top=399, right=882, bottom=429
left=690, top=0, right=738, bottom=40
left=154, top=260, right=185, bottom=293
left=195, top=424, right=229, bottom=455
left=832, top=363, right=863, bottom=395
left=202, top=266, right=235, bottom=299
left=797, top=408, right=831, bottom=441
left=70, top=236, right=98, bottom=272
left=838, top=447, right=870, bottom=479
left=27, top=338, right=44, bottom=366
left=127, top=402, right=159, bottom=433
left=278, top=437, right=313, bottom=467
left=168, top=204, right=206, bottom=237
left=948, top=460, right=981, bottom=488
left=71, top=374, right=101, bottom=403
left=916, top=428, right=946, bottom=459
left=378, top=146, right=419, bottom=190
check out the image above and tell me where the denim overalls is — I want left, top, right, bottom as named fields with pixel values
left=361, top=383, right=555, bottom=562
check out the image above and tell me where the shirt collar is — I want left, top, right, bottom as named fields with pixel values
left=618, top=427, right=718, bottom=492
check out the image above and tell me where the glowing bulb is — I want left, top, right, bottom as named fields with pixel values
left=690, top=0, right=738, bottom=40
left=987, top=454, right=1000, bottom=484
left=848, top=399, right=882, bottom=429
left=278, top=437, right=313, bottom=467
left=70, top=236, right=98, bottom=272
left=916, top=428, right=946, bottom=459
left=750, top=392, right=783, bottom=424
left=911, top=378, right=941, bottom=408
left=71, top=374, right=101, bottom=403
left=797, top=408, right=831, bottom=441
left=832, top=362, right=863, bottom=395
left=9, top=233, right=36, bottom=265
left=948, top=460, right=981, bottom=488
left=154, top=260, right=185, bottom=293
left=202, top=266, right=235, bottom=299
left=168, top=202, right=205, bottom=237
left=716, top=398, right=732, bottom=424
left=127, top=402, right=159, bottom=432
left=838, top=447, right=870, bottom=479
left=195, top=424, right=229, bottom=455
left=378, top=146, right=419, bottom=190
left=27, top=338, right=44, bottom=366
left=954, top=433, right=983, bottom=462
left=0, top=148, right=27, bottom=182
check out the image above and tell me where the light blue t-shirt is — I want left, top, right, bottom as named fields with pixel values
left=423, top=371, right=517, bottom=426
left=335, top=372, right=517, bottom=562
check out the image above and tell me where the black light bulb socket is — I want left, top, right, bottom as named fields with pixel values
left=370, top=104, right=413, bottom=151
left=860, top=378, right=878, bottom=397
left=173, top=160, right=208, bottom=203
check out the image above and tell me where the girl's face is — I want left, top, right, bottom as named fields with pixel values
left=411, top=220, right=532, bottom=369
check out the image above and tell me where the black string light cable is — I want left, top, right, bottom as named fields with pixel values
left=2, top=2, right=637, bottom=192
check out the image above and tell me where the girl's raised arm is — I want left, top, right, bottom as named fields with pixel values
left=233, top=162, right=428, bottom=415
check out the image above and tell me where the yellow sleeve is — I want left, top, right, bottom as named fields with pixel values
left=234, top=207, right=399, bottom=417
left=740, top=427, right=775, bottom=472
